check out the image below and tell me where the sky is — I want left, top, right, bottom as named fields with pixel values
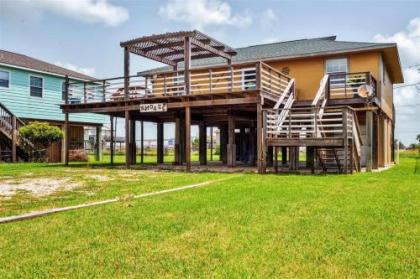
left=0, top=0, right=419, bottom=145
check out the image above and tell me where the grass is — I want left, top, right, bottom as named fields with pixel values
left=0, top=152, right=418, bottom=278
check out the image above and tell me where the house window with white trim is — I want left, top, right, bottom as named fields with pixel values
left=30, top=76, right=43, bottom=97
left=325, top=58, right=348, bottom=86
left=0, top=70, right=10, bottom=88
left=241, top=68, right=256, bottom=90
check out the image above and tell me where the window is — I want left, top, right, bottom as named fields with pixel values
left=241, top=69, right=256, bottom=90
left=30, top=76, right=43, bottom=97
left=325, top=58, right=348, bottom=73
left=0, top=70, right=10, bottom=88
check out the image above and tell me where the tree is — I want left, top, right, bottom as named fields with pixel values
left=417, top=134, right=420, bottom=143
left=19, top=121, right=63, bottom=162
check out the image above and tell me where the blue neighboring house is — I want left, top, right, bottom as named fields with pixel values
left=0, top=49, right=105, bottom=162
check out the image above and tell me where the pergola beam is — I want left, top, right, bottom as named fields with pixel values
left=190, top=37, right=232, bottom=60
left=128, top=47, right=177, bottom=66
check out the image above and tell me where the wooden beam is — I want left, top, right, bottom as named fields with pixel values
left=157, top=121, right=164, bottom=164
left=185, top=106, right=191, bottom=171
left=128, top=46, right=177, bottom=67
left=110, top=116, right=114, bottom=165
left=184, top=36, right=191, bottom=95
left=63, top=113, right=69, bottom=165
left=257, top=103, right=265, bottom=173
left=62, top=96, right=259, bottom=113
left=125, top=110, right=130, bottom=168
left=124, top=47, right=130, bottom=101
left=227, top=115, right=235, bottom=167
left=130, top=119, right=136, bottom=165
left=267, top=138, right=344, bottom=147
left=366, top=111, right=373, bottom=172
left=140, top=121, right=144, bottom=164
left=95, top=126, right=102, bottom=161
left=199, top=122, right=207, bottom=165
left=190, top=37, right=232, bottom=60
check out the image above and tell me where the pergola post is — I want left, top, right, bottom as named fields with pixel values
left=124, top=46, right=130, bottom=168
left=199, top=122, right=207, bottom=165
left=157, top=121, right=164, bottom=164
left=125, top=110, right=130, bottom=168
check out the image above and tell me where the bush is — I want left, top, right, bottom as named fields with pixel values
left=19, top=121, right=63, bottom=162
left=69, top=149, right=88, bottom=162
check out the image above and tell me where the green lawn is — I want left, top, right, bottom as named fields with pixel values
left=0, top=152, right=418, bottom=278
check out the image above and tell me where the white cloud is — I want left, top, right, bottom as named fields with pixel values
left=260, top=8, right=277, bottom=29
left=55, top=62, right=95, bottom=76
left=158, top=0, right=252, bottom=29
left=0, top=0, right=129, bottom=26
left=374, top=17, right=420, bottom=65
left=374, top=17, right=420, bottom=145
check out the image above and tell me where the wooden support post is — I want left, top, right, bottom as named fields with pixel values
left=185, top=106, right=191, bottom=171
left=366, top=111, right=373, bottom=172
left=130, top=120, right=136, bottom=165
left=210, top=126, right=213, bottom=161
left=274, top=147, right=278, bottom=173
left=227, top=115, right=235, bottom=167
left=174, top=117, right=181, bottom=165
left=199, top=122, right=207, bottom=165
left=219, top=124, right=227, bottom=164
left=11, top=116, right=16, bottom=163
left=267, top=146, right=273, bottom=167
left=95, top=126, right=103, bottom=161
left=343, top=109, right=348, bottom=174
left=140, top=121, right=144, bottom=164
left=110, top=116, right=114, bottom=165
left=307, top=147, right=315, bottom=174
left=281, top=147, right=287, bottom=165
left=257, top=103, right=266, bottom=173
left=157, top=122, right=164, bottom=164
left=125, top=110, right=130, bottom=168
left=63, top=113, right=69, bottom=165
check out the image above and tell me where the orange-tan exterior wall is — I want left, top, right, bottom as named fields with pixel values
left=266, top=51, right=380, bottom=101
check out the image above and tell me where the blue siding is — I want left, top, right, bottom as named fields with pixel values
left=0, top=66, right=104, bottom=124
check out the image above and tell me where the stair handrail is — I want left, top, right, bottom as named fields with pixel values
left=274, top=78, right=295, bottom=109
left=0, top=102, right=35, bottom=150
left=312, top=74, right=329, bottom=107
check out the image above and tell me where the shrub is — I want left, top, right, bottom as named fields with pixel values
left=19, top=121, right=63, bottom=162
left=69, top=149, right=88, bottom=162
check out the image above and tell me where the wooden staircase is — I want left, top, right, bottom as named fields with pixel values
left=0, top=102, right=33, bottom=162
left=263, top=73, right=363, bottom=174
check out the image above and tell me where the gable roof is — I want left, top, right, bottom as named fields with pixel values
left=139, top=36, right=403, bottom=83
left=0, top=49, right=94, bottom=81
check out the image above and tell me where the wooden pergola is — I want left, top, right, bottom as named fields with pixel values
left=66, top=31, right=238, bottom=170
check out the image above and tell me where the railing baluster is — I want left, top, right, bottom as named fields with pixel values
left=209, top=68, right=212, bottom=94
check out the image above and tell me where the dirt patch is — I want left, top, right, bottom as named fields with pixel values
left=0, top=178, right=81, bottom=198
left=83, top=174, right=110, bottom=181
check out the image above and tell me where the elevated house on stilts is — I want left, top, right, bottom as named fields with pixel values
left=61, top=30, right=403, bottom=174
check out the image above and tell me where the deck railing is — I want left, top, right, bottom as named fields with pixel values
left=327, top=72, right=377, bottom=99
left=265, top=106, right=354, bottom=140
left=65, top=61, right=291, bottom=105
